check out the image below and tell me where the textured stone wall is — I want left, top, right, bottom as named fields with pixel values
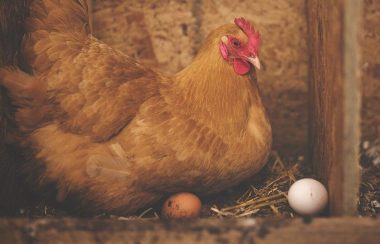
left=92, top=0, right=308, bottom=157
left=361, top=0, right=380, bottom=143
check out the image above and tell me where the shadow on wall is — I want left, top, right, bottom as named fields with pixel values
left=0, top=0, right=33, bottom=214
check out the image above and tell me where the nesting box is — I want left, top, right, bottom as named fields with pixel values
left=90, top=0, right=374, bottom=216
left=0, top=0, right=380, bottom=243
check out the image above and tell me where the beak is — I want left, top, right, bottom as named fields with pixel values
left=247, top=56, right=261, bottom=70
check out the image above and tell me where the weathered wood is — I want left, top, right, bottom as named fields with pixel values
left=0, top=217, right=379, bottom=244
left=307, top=0, right=362, bottom=215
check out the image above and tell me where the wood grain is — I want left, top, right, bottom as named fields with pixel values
left=307, top=0, right=362, bottom=215
left=0, top=217, right=379, bottom=244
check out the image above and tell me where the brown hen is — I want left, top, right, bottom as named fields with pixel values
left=0, top=0, right=272, bottom=214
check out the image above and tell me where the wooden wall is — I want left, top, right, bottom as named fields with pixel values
left=91, top=0, right=309, bottom=157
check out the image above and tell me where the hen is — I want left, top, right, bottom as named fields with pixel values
left=0, top=0, right=272, bottom=214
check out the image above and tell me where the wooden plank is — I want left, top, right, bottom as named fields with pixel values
left=342, top=0, right=363, bottom=216
left=0, top=217, right=379, bottom=244
left=307, top=0, right=362, bottom=215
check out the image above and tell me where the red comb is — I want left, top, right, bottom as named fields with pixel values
left=234, top=17, right=260, bottom=53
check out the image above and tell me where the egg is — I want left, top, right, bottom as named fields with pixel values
left=288, top=178, right=328, bottom=216
left=161, top=192, right=202, bottom=219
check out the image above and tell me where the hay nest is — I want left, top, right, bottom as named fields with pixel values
left=12, top=151, right=307, bottom=219
left=12, top=142, right=380, bottom=218
left=209, top=151, right=303, bottom=218
left=106, top=151, right=305, bottom=220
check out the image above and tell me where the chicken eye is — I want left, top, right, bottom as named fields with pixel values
left=231, top=38, right=241, bottom=48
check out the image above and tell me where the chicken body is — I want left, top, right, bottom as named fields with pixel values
left=0, top=0, right=272, bottom=213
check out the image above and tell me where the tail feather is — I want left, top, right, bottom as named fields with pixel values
left=24, top=0, right=90, bottom=73
left=0, top=67, right=44, bottom=106
left=0, top=67, right=52, bottom=130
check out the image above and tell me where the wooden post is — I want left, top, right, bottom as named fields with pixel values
left=307, top=0, right=362, bottom=215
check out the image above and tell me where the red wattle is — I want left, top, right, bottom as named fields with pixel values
left=233, top=59, right=251, bottom=75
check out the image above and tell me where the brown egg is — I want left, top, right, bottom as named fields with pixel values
left=161, top=192, right=202, bottom=219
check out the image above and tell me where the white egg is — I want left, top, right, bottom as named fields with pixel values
left=288, top=178, right=328, bottom=216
